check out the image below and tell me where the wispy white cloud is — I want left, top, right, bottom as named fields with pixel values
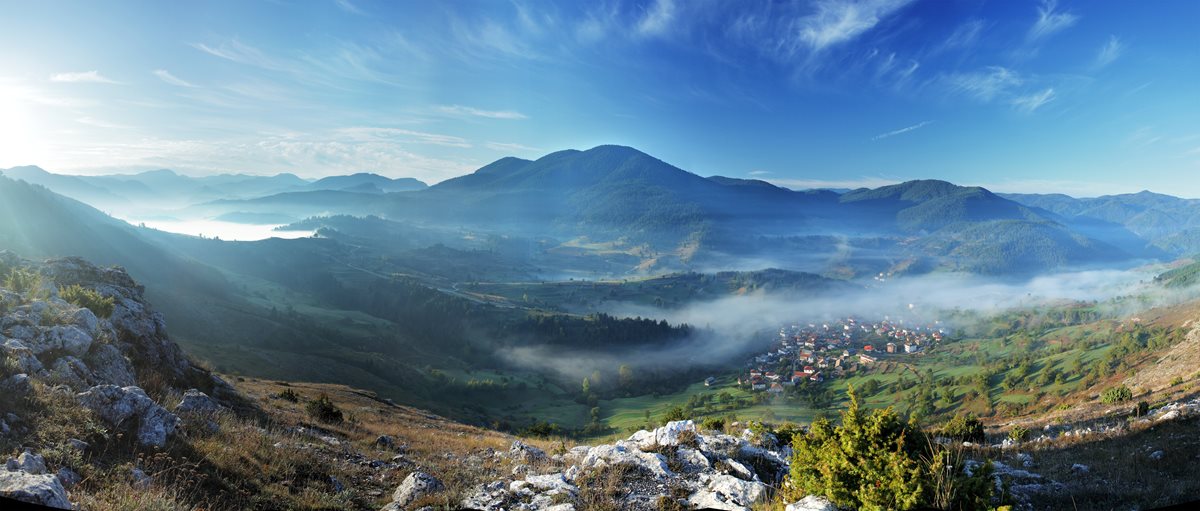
left=191, top=40, right=290, bottom=72
left=448, top=17, right=543, bottom=62
left=57, top=133, right=478, bottom=183
left=747, top=170, right=772, bottom=176
left=333, top=0, right=364, bottom=15
left=485, top=141, right=540, bottom=153
left=1011, top=88, right=1055, bottom=113
left=1126, top=126, right=1162, bottom=149
left=49, top=71, right=117, bottom=84
left=337, top=127, right=472, bottom=148
left=76, top=117, right=129, bottom=129
left=945, top=66, right=1022, bottom=102
left=1094, top=35, right=1124, bottom=68
left=1028, top=0, right=1079, bottom=41
left=939, top=19, right=984, bottom=51
left=636, top=0, right=676, bottom=38
left=152, top=69, right=198, bottom=88
left=872, top=120, right=932, bottom=140
left=437, top=104, right=528, bottom=120
left=793, top=0, right=915, bottom=51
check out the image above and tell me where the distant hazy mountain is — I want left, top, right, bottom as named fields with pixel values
left=0, top=165, right=427, bottom=218
left=1002, top=191, right=1200, bottom=256
left=0, top=165, right=129, bottom=209
left=0, top=175, right=232, bottom=305
left=306, top=173, right=427, bottom=193
left=840, top=180, right=1049, bottom=233
left=4, top=145, right=1173, bottom=275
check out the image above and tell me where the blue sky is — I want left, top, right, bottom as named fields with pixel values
left=0, top=0, right=1197, bottom=196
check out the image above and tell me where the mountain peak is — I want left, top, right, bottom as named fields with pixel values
left=1, top=165, right=52, bottom=178
left=842, top=179, right=993, bottom=203
left=137, top=169, right=181, bottom=178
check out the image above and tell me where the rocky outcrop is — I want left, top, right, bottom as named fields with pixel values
left=509, top=440, right=547, bottom=463
left=461, top=421, right=790, bottom=511
left=383, top=471, right=444, bottom=510
left=1, top=451, right=71, bottom=509
left=786, top=495, right=837, bottom=511
left=176, top=389, right=222, bottom=415
left=628, top=419, right=697, bottom=449
left=76, top=384, right=179, bottom=448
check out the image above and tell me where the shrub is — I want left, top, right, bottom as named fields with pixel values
left=787, top=386, right=994, bottom=511
left=1007, top=426, right=1029, bottom=443
left=304, top=394, right=343, bottom=424
left=1100, top=384, right=1133, bottom=404
left=662, top=406, right=686, bottom=423
left=1132, top=401, right=1150, bottom=417
left=1170, top=376, right=1184, bottom=386
left=4, top=268, right=47, bottom=299
left=278, top=388, right=300, bottom=402
left=700, top=416, right=725, bottom=432
left=939, top=413, right=986, bottom=443
left=59, top=284, right=115, bottom=318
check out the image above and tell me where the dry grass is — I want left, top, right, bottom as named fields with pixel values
left=3, top=370, right=565, bottom=511
left=1015, top=413, right=1200, bottom=510
left=230, top=377, right=562, bottom=509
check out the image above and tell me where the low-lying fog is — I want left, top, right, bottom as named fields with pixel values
left=125, top=218, right=314, bottom=242
left=500, top=266, right=1199, bottom=382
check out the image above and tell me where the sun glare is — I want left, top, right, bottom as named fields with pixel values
left=0, top=88, right=45, bottom=168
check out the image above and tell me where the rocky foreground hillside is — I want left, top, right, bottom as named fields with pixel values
left=3, top=253, right=1200, bottom=510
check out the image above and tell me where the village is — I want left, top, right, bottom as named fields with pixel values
left=734, top=315, right=948, bottom=395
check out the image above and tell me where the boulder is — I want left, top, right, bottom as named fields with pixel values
left=786, top=495, right=837, bottom=511
left=580, top=444, right=672, bottom=479
left=460, top=480, right=509, bottom=511
left=628, top=420, right=698, bottom=449
left=655, top=420, right=696, bottom=446
left=524, top=472, right=577, bottom=494
left=688, top=473, right=767, bottom=511
left=392, top=471, right=444, bottom=508
left=1070, top=463, right=1089, bottom=474
left=176, top=389, right=221, bottom=415
left=70, top=307, right=99, bottom=335
left=510, top=440, right=547, bottom=462
left=722, top=458, right=755, bottom=481
left=11, top=452, right=47, bottom=474
left=1, top=340, right=43, bottom=374
left=0, top=470, right=71, bottom=509
left=86, top=343, right=136, bottom=387
left=697, top=433, right=744, bottom=459
left=56, top=468, right=80, bottom=488
left=131, top=467, right=152, bottom=489
left=676, top=447, right=711, bottom=472
left=40, top=325, right=94, bottom=357
left=76, top=385, right=179, bottom=448
left=49, top=356, right=92, bottom=390
left=3, top=323, right=36, bottom=343
left=0, top=373, right=34, bottom=400
left=374, top=435, right=396, bottom=449
left=627, top=429, right=656, bottom=449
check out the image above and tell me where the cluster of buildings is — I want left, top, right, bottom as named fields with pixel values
left=737, top=316, right=948, bottom=394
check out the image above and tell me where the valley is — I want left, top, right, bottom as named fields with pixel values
left=6, top=3, right=1200, bottom=509
left=3, top=148, right=1198, bottom=445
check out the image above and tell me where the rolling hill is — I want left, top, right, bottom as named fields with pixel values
left=1003, top=190, right=1200, bottom=257
left=3, top=146, right=1156, bottom=276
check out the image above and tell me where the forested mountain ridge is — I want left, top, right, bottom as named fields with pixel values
left=2, top=145, right=1179, bottom=276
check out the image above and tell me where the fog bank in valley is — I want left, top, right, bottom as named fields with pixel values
left=498, top=266, right=1195, bottom=382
